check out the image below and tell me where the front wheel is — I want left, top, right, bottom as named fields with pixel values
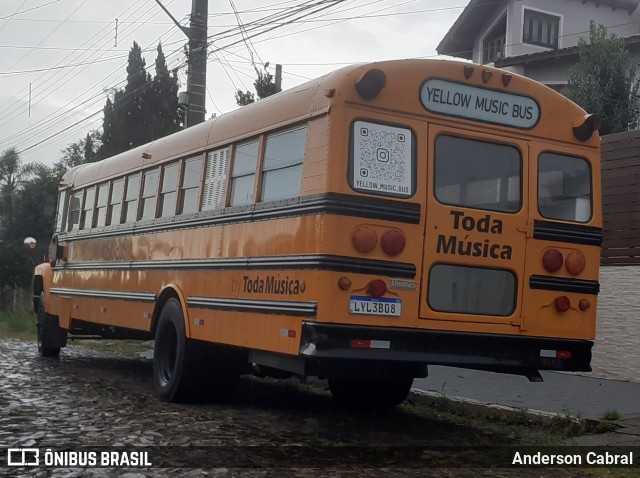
left=328, top=376, right=414, bottom=409
left=37, top=293, right=67, bottom=358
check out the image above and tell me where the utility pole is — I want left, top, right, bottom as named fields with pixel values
left=186, top=0, right=208, bottom=127
left=154, top=0, right=208, bottom=128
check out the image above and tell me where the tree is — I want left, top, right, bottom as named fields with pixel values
left=98, top=42, right=183, bottom=160
left=0, top=148, right=36, bottom=231
left=148, top=43, right=182, bottom=139
left=564, top=22, right=640, bottom=135
left=235, top=68, right=277, bottom=106
left=55, top=130, right=101, bottom=178
left=12, top=164, right=58, bottom=246
left=235, top=90, right=255, bottom=106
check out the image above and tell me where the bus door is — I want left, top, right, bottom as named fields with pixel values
left=519, top=141, right=599, bottom=339
left=419, top=125, right=529, bottom=327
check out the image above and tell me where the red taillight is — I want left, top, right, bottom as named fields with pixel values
left=557, top=350, right=572, bottom=359
left=542, top=248, right=563, bottom=272
left=555, top=296, right=571, bottom=312
left=380, top=229, right=406, bottom=256
left=369, top=279, right=387, bottom=298
left=565, top=251, right=586, bottom=275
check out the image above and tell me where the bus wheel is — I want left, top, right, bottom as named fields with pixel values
left=37, top=293, right=67, bottom=358
left=328, top=376, right=414, bottom=409
left=153, top=298, right=199, bottom=402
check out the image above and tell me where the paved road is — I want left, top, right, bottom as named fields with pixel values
left=414, top=366, right=640, bottom=419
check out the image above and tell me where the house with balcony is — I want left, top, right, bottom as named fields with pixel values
left=437, top=0, right=640, bottom=90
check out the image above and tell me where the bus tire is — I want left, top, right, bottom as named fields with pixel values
left=37, top=293, right=67, bottom=358
left=153, top=298, right=201, bottom=402
left=328, top=376, right=414, bottom=409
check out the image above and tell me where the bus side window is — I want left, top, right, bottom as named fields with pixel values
left=202, top=148, right=229, bottom=211
left=55, top=189, right=69, bottom=233
left=67, top=190, right=83, bottom=231
left=80, top=186, right=96, bottom=230
left=230, top=141, right=259, bottom=206
left=107, top=179, right=124, bottom=225
left=260, top=125, right=307, bottom=202
left=94, top=183, right=109, bottom=227
left=123, top=173, right=141, bottom=223
left=180, top=156, right=204, bottom=214
left=159, top=162, right=180, bottom=218
left=139, top=169, right=159, bottom=221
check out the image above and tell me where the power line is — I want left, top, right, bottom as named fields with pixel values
left=0, top=0, right=64, bottom=21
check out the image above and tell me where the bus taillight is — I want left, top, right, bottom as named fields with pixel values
left=579, top=299, right=591, bottom=311
left=352, top=225, right=377, bottom=253
left=555, top=296, right=571, bottom=312
left=565, top=251, right=586, bottom=275
left=369, top=279, right=387, bottom=298
left=380, top=229, right=406, bottom=256
left=542, top=248, right=563, bottom=272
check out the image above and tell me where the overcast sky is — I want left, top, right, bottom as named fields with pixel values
left=0, top=0, right=466, bottom=167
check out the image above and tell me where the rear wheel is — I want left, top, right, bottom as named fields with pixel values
left=328, top=376, right=414, bottom=409
left=37, top=293, right=67, bottom=358
left=153, top=298, right=240, bottom=402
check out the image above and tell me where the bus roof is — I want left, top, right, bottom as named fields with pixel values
left=63, top=59, right=595, bottom=189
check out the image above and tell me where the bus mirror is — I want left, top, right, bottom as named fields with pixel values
left=23, top=237, right=37, bottom=250
left=572, top=114, right=601, bottom=141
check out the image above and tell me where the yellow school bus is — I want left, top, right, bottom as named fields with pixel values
left=33, top=59, right=602, bottom=407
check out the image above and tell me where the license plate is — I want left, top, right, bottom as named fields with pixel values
left=349, top=296, right=401, bottom=317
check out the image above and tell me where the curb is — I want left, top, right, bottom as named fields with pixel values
left=408, top=388, right=583, bottom=426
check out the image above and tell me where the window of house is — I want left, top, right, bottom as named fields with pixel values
left=523, top=9, right=559, bottom=49
left=434, top=135, right=521, bottom=213
left=180, top=156, right=204, bottom=214
left=93, top=183, right=109, bottom=227
left=483, top=16, right=506, bottom=63
left=260, top=126, right=306, bottom=202
left=139, top=169, right=159, bottom=220
left=229, top=140, right=259, bottom=206
left=80, top=186, right=96, bottom=230
left=107, top=178, right=124, bottom=225
left=159, top=162, right=179, bottom=218
left=67, top=190, right=83, bottom=231
left=202, top=148, right=229, bottom=211
left=122, top=173, right=141, bottom=223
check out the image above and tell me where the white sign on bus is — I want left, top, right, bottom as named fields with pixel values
left=420, top=79, right=540, bottom=129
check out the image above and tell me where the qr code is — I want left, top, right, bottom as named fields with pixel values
left=358, top=126, right=407, bottom=183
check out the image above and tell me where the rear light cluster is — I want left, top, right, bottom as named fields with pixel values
left=542, top=248, right=586, bottom=275
left=352, top=225, right=406, bottom=256
left=542, top=248, right=590, bottom=313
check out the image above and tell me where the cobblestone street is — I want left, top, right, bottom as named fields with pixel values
left=0, top=338, right=588, bottom=478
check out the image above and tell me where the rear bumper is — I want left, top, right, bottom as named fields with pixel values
left=300, top=322, right=592, bottom=376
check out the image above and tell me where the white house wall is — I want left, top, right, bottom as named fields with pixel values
left=505, top=0, right=640, bottom=58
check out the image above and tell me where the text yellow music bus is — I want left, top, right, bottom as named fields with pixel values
left=33, top=59, right=602, bottom=407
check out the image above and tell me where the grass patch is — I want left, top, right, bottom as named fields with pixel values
left=0, top=310, right=36, bottom=339
left=601, top=409, right=621, bottom=421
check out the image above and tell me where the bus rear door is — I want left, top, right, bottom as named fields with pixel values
left=419, top=125, right=529, bottom=329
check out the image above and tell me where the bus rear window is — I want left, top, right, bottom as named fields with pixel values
left=428, top=264, right=516, bottom=316
left=538, top=153, right=592, bottom=223
left=434, top=135, right=521, bottom=213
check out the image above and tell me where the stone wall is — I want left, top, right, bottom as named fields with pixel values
left=592, top=266, right=640, bottom=382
